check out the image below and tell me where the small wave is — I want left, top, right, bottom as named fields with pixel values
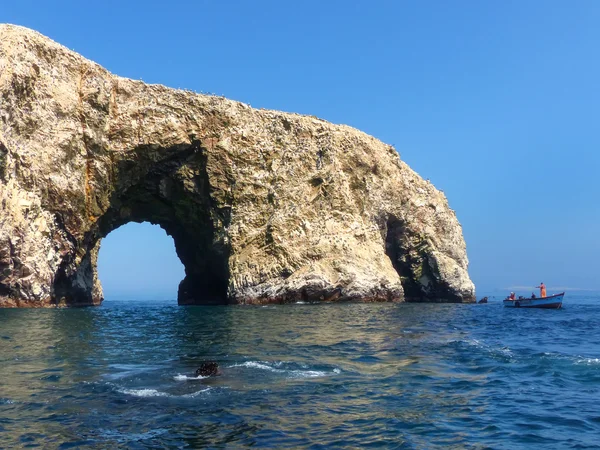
left=119, top=388, right=170, bottom=398
left=292, top=370, right=329, bottom=377
left=230, top=361, right=284, bottom=372
left=100, top=428, right=168, bottom=442
left=173, top=374, right=208, bottom=381
left=0, top=398, right=15, bottom=405
left=541, top=353, right=600, bottom=367
left=229, top=361, right=340, bottom=378
left=456, top=338, right=486, bottom=349
left=117, top=387, right=210, bottom=398
left=575, top=358, right=600, bottom=365
left=452, top=338, right=513, bottom=358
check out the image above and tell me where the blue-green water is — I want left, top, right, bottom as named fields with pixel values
left=1, top=296, right=600, bottom=449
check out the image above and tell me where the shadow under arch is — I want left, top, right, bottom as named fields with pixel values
left=52, top=140, right=233, bottom=306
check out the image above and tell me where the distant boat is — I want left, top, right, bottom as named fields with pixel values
left=503, top=292, right=564, bottom=309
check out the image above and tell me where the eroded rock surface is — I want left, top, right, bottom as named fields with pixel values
left=0, top=25, right=475, bottom=307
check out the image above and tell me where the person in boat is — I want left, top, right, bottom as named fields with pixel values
left=508, top=292, right=516, bottom=301
left=536, top=282, right=547, bottom=298
left=531, top=292, right=537, bottom=299
left=195, top=361, right=221, bottom=377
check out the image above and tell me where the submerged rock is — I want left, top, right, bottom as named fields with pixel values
left=0, top=25, right=475, bottom=307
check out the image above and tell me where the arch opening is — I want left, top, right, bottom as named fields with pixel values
left=51, top=142, right=232, bottom=306
left=97, top=222, right=184, bottom=302
left=385, top=216, right=431, bottom=302
left=385, top=216, right=462, bottom=303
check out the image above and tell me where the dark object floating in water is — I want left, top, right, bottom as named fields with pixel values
left=196, top=361, right=221, bottom=377
left=503, top=292, right=564, bottom=309
left=478, top=297, right=488, bottom=304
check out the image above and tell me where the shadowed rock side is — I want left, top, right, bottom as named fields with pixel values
left=0, top=25, right=475, bottom=307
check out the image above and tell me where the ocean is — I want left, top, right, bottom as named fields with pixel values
left=1, top=295, right=599, bottom=449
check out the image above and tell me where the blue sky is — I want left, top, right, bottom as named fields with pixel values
left=4, top=1, right=599, bottom=298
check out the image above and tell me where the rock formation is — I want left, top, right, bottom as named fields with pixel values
left=0, top=25, right=475, bottom=307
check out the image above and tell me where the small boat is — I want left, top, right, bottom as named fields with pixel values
left=503, top=292, right=564, bottom=309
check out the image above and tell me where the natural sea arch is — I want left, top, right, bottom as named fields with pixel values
left=0, top=25, right=476, bottom=307
left=97, top=222, right=184, bottom=302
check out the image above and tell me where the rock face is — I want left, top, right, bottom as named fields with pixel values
left=0, top=25, right=475, bottom=307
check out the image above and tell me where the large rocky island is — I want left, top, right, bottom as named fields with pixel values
left=0, top=25, right=475, bottom=307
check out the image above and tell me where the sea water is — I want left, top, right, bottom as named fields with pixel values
left=1, top=295, right=599, bottom=448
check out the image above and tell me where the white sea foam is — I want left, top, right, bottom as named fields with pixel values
left=575, top=358, right=600, bottom=365
left=118, top=388, right=170, bottom=398
left=290, top=370, right=328, bottom=378
left=118, top=387, right=210, bottom=398
left=230, top=361, right=279, bottom=372
left=229, top=361, right=340, bottom=378
left=173, top=374, right=208, bottom=381
left=457, top=338, right=513, bottom=358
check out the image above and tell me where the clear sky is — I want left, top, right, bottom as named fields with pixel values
left=4, top=1, right=600, bottom=298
